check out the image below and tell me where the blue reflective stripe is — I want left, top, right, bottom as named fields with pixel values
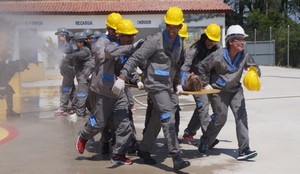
left=90, top=114, right=96, bottom=126
left=154, top=69, right=170, bottom=76
left=101, top=73, right=114, bottom=82
left=210, top=114, right=217, bottom=122
left=76, top=93, right=87, bottom=98
left=160, top=112, right=171, bottom=121
left=62, top=87, right=72, bottom=92
left=196, top=101, right=203, bottom=108
left=216, top=77, right=226, bottom=87
left=120, top=55, right=128, bottom=65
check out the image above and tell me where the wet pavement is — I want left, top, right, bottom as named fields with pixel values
left=1, top=66, right=300, bottom=174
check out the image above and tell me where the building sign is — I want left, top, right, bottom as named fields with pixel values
left=24, top=20, right=43, bottom=26
left=75, top=21, right=93, bottom=26
left=137, top=20, right=151, bottom=25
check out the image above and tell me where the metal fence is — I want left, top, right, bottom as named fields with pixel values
left=245, top=40, right=275, bottom=65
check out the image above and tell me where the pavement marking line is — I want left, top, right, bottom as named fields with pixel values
left=0, top=127, right=9, bottom=141
left=0, top=125, right=19, bottom=145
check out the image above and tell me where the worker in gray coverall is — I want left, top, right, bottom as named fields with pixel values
left=75, top=18, right=142, bottom=165
left=197, top=25, right=260, bottom=160
left=56, top=30, right=76, bottom=116
left=84, top=13, right=123, bottom=155
left=108, top=19, right=145, bottom=155
left=180, top=24, right=221, bottom=146
left=66, top=32, right=93, bottom=119
left=111, top=7, right=190, bottom=171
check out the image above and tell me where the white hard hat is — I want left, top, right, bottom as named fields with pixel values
left=226, top=25, right=248, bottom=38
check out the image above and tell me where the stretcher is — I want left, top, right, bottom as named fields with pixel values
left=179, top=89, right=220, bottom=95
left=125, top=83, right=220, bottom=95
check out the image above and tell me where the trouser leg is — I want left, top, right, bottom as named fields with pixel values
left=5, top=85, right=14, bottom=112
left=140, top=90, right=181, bottom=154
left=201, top=92, right=230, bottom=146
left=111, top=91, right=133, bottom=155
left=80, top=93, right=113, bottom=140
left=184, top=94, right=210, bottom=136
left=143, top=95, right=153, bottom=135
left=124, top=87, right=135, bottom=108
left=230, top=89, right=250, bottom=153
left=74, top=83, right=89, bottom=117
left=60, top=75, right=75, bottom=110
left=175, top=105, right=180, bottom=136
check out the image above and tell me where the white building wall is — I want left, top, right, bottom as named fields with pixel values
left=2, top=13, right=226, bottom=63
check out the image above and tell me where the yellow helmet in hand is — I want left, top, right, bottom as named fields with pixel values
left=243, top=66, right=261, bottom=91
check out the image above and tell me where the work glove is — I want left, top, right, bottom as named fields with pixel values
left=176, top=85, right=184, bottom=95
left=133, top=39, right=145, bottom=50
left=112, top=77, right=125, bottom=95
left=204, top=84, right=213, bottom=90
left=181, top=71, right=188, bottom=89
left=137, top=81, right=144, bottom=90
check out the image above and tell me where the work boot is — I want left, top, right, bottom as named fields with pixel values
left=181, top=134, right=195, bottom=145
left=237, top=148, right=258, bottom=160
left=209, top=139, right=220, bottom=149
left=55, top=108, right=68, bottom=116
left=101, top=142, right=110, bottom=155
left=137, top=149, right=156, bottom=165
left=111, top=154, right=133, bottom=165
left=68, top=113, right=78, bottom=122
left=172, top=154, right=190, bottom=171
left=198, top=136, right=208, bottom=154
left=127, top=141, right=139, bottom=154
left=6, top=110, right=20, bottom=117
left=76, top=136, right=88, bottom=154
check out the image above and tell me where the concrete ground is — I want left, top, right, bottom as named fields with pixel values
left=1, top=66, right=300, bottom=174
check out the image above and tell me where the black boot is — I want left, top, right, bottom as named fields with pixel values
left=127, top=141, right=139, bottom=154
left=209, top=139, right=219, bottom=149
left=6, top=110, right=20, bottom=117
left=172, top=154, right=190, bottom=171
left=101, top=142, right=110, bottom=155
left=198, top=136, right=209, bottom=154
left=137, top=149, right=156, bottom=165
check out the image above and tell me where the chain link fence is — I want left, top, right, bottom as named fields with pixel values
left=244, top=25, right=300, bottom=68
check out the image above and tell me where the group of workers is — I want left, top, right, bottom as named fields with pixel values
left=54, top=6, right=260, bottom=171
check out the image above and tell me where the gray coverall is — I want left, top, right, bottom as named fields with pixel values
left=181, top=36, right=219, bottom=136
left=119, top=31, right=184, bottom=155
left=81, top=37, right=134, bottom=156
left=66, top=46, right=93, bottom=117
left=197, top=48, right=261, bottom=153
left=59, top=43, right=76, bottom=111
left=0, top=59, right=30, bottom=113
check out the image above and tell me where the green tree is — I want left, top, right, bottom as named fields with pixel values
left=224, top=0, right=300, bottom=67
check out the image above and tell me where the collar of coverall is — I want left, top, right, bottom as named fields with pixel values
left=223, top=48, right=243, bottom=72
left=162, top=29, right=181, bottom=50
left=104, top=34, right=116, bottom=43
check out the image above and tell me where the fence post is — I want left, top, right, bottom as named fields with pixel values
left=254, top=28, right=256, bottom=57
left=287, top=25, right=290, bottom=67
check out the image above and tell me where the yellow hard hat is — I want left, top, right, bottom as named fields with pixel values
left=45, top=36, right=53, bottom=44
left=116, top=19, right=138, bottom=35
left=164, top=6, right=184, bottom=25
left=179, top=23, right=189, bottom=38
left=204, top=23, right=221, bottom=42
left=106, top=12, right=123, bottom=30
left=243, top=66, right=261, bottom=91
